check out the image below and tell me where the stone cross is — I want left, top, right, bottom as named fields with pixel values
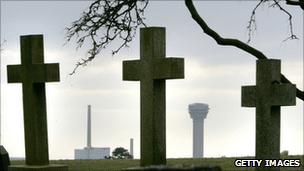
left=0, top=145, right=10, bottom=171
left=123, top=27, right=184, bottom=166
left=7, top=35, right=59, bottom=166
left=242, top=59, right=296, bottom=170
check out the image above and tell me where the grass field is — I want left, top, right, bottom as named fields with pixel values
left=11, top=156, right=304, bottom=171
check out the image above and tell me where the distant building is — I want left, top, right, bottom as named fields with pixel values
left=74, top=105, right=110, bottom=160
left=188, top=103, right=209, bottom=158
left=74, top=147, right=110, bottom=160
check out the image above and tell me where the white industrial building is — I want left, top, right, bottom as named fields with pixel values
left=75, top=147, right=110, bottom=160
left=188, top=103, right=209, bottom=158
left=74, top=105, right=110, bottom=160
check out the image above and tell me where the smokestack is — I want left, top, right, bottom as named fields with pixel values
left=130, top=138, right=134, bottom=158
left=87, top=105, right=91, bottom=148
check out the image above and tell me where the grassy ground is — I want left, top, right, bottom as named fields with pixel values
left=11, top=156, right=304, bottom=171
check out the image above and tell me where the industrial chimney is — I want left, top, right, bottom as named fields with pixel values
left=130, top=138, right=134, bottom=159
left=87, top=105, right=91, bottom=148
left=74, top=105, right=111, bottom=160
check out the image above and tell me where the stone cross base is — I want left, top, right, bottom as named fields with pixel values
left=9, top=165, right=68, bottom=171
left=123, top=165, right=222, bottom=171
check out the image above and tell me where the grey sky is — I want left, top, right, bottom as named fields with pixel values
left=1, top=1, right=303, bottom=159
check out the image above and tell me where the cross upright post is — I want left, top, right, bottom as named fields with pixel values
left=7, top=35, right=59, bottom=166
left=242, top=59, right=296, bottom=171
left=123, top=27, right=184, bottom=166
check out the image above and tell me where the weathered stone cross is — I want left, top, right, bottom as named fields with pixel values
left=7, top=35, right=59, bottom=166
left=242, top=59, right=296, bottom=170
left=123, top=27, right=184, bottom=166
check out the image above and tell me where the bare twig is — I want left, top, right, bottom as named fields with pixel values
left=247, top=0, right=299, bottom=43
left=0, top=40, right=6, bottom=52
left=247, top=0, right=264, bottom=43
left=271, top=0, right=299, bottom=41
left=66, top=0, right=148, bottom=75
left=185, top=0, right=304, bottom=100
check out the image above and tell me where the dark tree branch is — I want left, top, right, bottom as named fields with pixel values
left=185, top=0, right=304, bottom=100
left=286, top=0, right=304, bottom=10
left=66, top=0, right=148, bottom=75
left=185, top=0, right=268, bottom=60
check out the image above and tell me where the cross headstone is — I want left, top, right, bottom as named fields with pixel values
left=0, top=145, right=10, bottom=171
left=7, top=35, right=67, bottom=171
left=123, top=27, right=184, bottom=166
left=242, top=59, right=296, bottom=170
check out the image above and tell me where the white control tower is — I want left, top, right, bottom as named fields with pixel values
left=188, top=103, right=209, bottom=158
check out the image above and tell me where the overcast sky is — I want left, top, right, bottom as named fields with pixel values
left=1, top=1, right=303, bottom=159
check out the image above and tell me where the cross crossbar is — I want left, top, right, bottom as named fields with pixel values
left=7, top=63, right=59, bottom=83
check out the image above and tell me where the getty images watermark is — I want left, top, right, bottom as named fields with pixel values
left=234, top=159, right=301, bottom=167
